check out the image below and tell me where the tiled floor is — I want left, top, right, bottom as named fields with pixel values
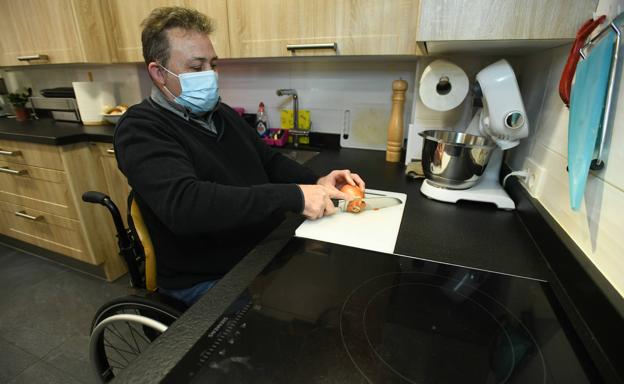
left=0, top=242, right=131, bottom=384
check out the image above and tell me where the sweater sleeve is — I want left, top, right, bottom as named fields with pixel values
left=114, top=114, right=304, bottom=237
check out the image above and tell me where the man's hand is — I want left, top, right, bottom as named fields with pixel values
left=317, top=170, right=365, bottom=200
left=298, top=185, right=338, bottom=220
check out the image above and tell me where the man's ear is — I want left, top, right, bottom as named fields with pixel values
left=147, top=62, right=165, bottom=85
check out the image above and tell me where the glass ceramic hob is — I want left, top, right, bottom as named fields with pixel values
left=168, top=238, right=598, bottom=383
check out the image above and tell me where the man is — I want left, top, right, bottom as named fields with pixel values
left=114, top=7, right=365, bottom=305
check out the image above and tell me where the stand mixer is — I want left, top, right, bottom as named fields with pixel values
left=420, top=59, right=528, bottom=210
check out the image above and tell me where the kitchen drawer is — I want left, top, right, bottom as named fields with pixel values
left=0, top=201, right=98, bottom=265
left=0, top=139, right=64, bottom=170
left=0, top=160, right=77, bottom=219
left=94, top=143, right=116, bottom=157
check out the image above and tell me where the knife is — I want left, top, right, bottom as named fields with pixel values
left=332, top=196, right=402, bottom=212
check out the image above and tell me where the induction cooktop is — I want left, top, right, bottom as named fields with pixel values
left=166, top=238, right=599, bottom=383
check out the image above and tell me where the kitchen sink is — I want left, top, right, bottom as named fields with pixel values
left=275, top=148, right=319, bottom=165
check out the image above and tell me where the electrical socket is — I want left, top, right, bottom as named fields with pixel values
left=523, top=158, right=546, bottom=197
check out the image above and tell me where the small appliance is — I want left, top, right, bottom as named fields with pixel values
left=420, top=59, right=529, bottom=210
left=29, top=96, right=82, bottom=123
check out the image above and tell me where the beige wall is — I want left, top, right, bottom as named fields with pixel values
left=507, top=1, right=624, bottom=297
left=1, top=64, right=151, bottom=107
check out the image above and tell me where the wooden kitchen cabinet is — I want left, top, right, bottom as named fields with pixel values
left=92, top=143, right=131, bottom=221
left=0, top=0, right=112, bottom=66
left=416, top=0, right=597, bottom=54
left=103, top=0, right=231, bottom=62
left=227, top=0, right=422, bottom=58
left=0, top=139, right=127, bottom=281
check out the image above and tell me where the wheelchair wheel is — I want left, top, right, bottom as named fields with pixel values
left=89, top=295, right=185, bottom=382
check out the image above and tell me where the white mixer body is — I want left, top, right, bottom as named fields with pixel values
left=476, top=59, right=529, bottom=150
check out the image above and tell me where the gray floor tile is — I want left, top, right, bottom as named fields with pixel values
left=0, top=250, right=68, bottom=298
left=43, top=332, right=98, bottom=384
left=0, top=246, right=132, bottom=369
left=0, top=323, right=69, bottom=359
left=0, top=270, right=131, bottom=356
left=8, top=360, right=83, bottom=384
left=0, top=336, right=39, bottom=383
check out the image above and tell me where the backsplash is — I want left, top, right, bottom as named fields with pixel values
left=1, top=58, right=418, bottom=143
left=507, top=41, right=624, bottom=297
left=1, top=64, right=150, bottom=107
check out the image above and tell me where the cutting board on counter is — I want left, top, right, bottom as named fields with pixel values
left=295, top=189, right=406, bottom=254
left=340, top=106, right=390, bottom=150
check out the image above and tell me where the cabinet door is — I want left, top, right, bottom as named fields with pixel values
left=417, top=0, right=596, bottom=41
left=0, top=0, right=111, bottom=66
left=191, top=0, right=231, bottom=58
left=95, top=144, right=131, bottom=222
left=227, top=0, right=421, bottom=58
left=104, top=0, right=230, bottom=63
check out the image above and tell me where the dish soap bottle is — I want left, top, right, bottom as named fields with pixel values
left=256, top=102, right=269, bottom=137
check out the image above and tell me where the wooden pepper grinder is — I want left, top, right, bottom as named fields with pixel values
left=386, top=79, right=408, bottom=163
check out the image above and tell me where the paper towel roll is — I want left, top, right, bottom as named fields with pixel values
left=419, top=60, right=469, bottom=111
left=72, top=81, right=116, bottom=125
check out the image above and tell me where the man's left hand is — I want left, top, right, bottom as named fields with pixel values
left=317, top=170, right=365, bottom=200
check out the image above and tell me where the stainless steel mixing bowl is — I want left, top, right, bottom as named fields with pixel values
left=419, top=130, right=496, bottom=190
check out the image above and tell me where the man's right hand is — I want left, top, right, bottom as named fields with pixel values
left=298, top=185, right=337, bottom=220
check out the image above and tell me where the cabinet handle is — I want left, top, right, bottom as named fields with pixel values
left=17, top=54, right=49, bottom=61
left=0, top=166, right=28, bottom=175
left=286, top=43, right=337, bottom=52
left=0, top=149, right=21, bottom=156
left=106, top=148, right=115, bottom=154
left=15, top=211, right=42, bottom=221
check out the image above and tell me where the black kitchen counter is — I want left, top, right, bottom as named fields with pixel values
left=0, top=117, right=114, bottom=144
left=113, top=148, right=554, bottom=383
left=304, top=148, right=548, bottom=280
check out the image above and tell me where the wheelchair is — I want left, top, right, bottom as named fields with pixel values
left=82, top=191, right=188, bottom=383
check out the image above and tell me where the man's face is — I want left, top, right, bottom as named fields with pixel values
left=155, top=27, right=218, bottom=98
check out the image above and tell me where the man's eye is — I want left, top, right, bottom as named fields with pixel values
left=191, top=67, right=202, bottom=71
left=211, top=63, right=218, bottom=70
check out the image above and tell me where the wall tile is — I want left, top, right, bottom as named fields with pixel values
left=218, top=59, right=418, bottom=136
left=507, top=17, right=624, bottom=297
left=528, top=143, right=624, bottom=295
left=2, top=64, right=149, bottom=107
left=531, top=45, right=570, bottom=158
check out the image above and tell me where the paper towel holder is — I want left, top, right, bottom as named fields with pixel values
left=579, top=19, right=622, bottom=170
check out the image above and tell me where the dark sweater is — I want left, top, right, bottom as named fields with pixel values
left=114, top=99, right=319, bottom=289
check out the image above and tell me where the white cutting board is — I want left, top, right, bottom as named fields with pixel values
left=295, top=189, right=406, bottom=254
left=340, top=106, right=390, bottom=150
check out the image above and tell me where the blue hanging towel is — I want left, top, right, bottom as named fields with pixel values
left=568, top=31, right=615, bottom=211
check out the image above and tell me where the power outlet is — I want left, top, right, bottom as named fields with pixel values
left=523, top=158, right=546, bottom=197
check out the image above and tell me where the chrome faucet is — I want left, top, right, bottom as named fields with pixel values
left=276, top=89, right=299, bottom=131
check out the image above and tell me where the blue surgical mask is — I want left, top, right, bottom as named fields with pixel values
left=160, top=65, right=219, bottom=114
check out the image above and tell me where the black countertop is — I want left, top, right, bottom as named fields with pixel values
left=0, top=117, right=114, bottom=144
left=113, top=148, right=553, bottom=383
left=304, top=149, right=548, bottom=280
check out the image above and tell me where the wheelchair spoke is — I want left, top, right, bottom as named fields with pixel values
left=108, top=323, right=140, bottom=355
left=126, top=321, right=141, bottom=352
left=104, top=339, right=136, bottom=360
left=130, top=321, right=152, bottom=345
